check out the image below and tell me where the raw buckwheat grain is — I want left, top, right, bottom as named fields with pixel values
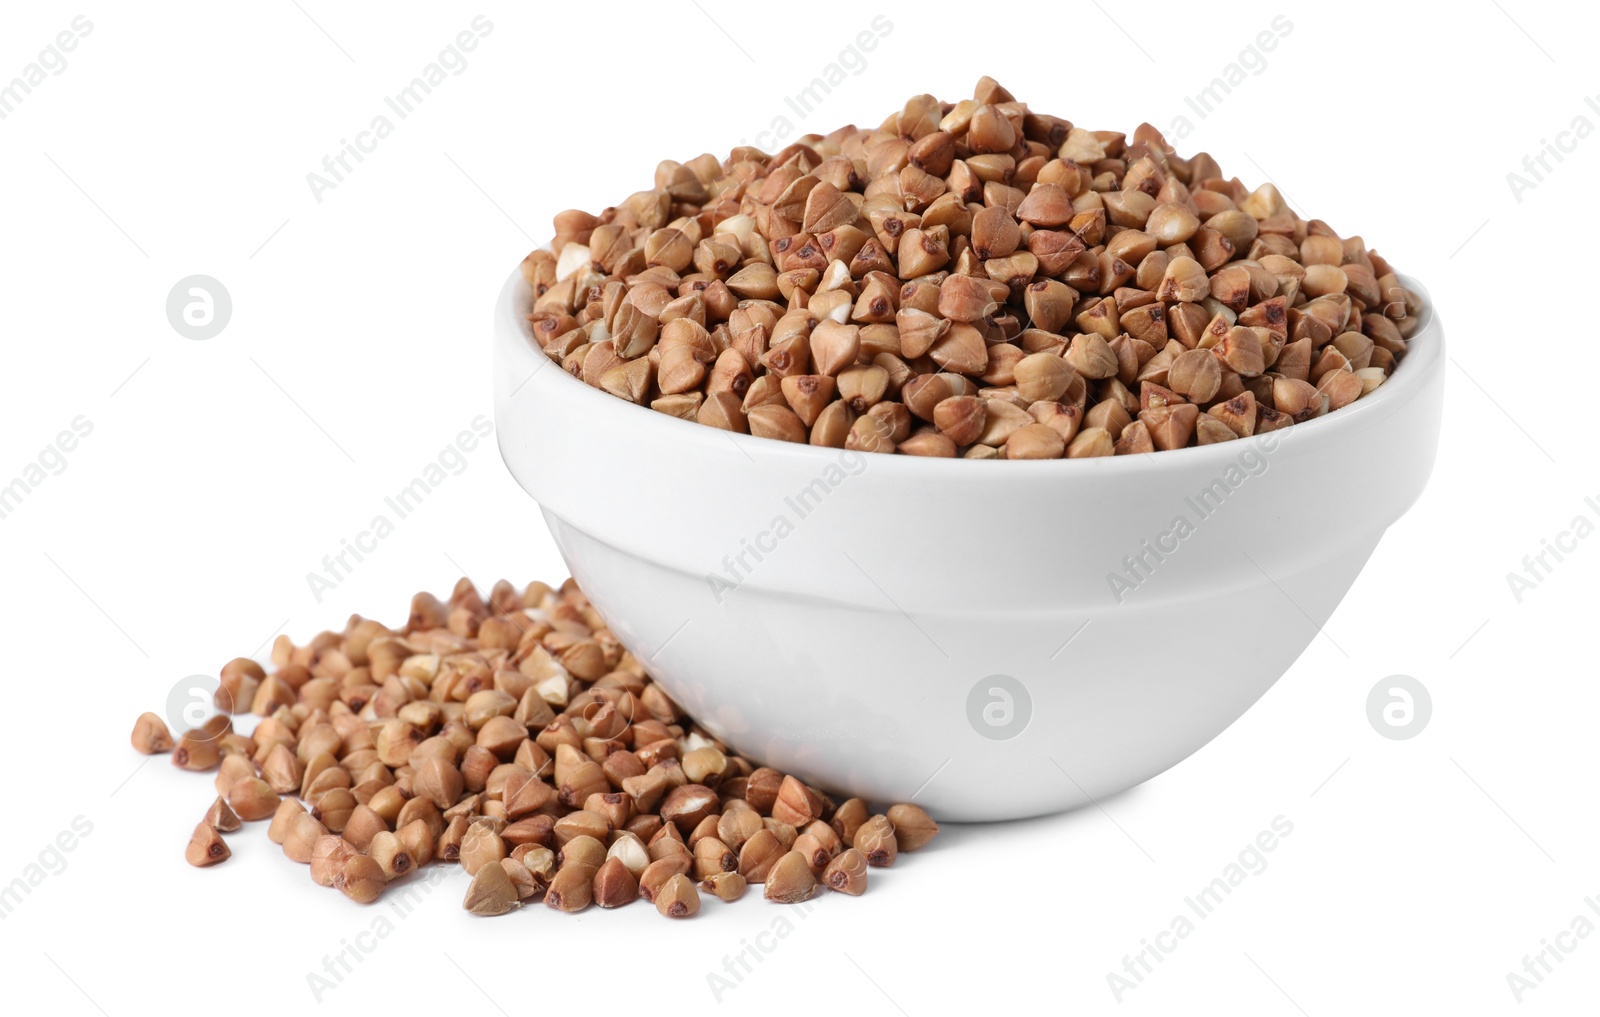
left=136, top=577, right=938, bottom=916
left=523, top=78, right=1419, bottom=458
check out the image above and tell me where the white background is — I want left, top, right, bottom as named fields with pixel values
left=1, top=2, right=1595, bottom=1013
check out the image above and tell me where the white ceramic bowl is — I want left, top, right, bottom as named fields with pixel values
left=494, top=268, right=1443, bottom=821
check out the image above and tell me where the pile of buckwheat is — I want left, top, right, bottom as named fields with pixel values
left=522, top=76, right=1421, bottom=459
left=132, top=577, right=937, bottom=917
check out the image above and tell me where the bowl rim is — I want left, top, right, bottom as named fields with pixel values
left=498, top=266, right=1440, bottom=475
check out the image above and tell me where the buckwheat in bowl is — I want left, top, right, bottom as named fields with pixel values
left=494, top=78, right=1443, bottom=820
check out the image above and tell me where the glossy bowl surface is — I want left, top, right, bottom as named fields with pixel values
left=494, top=268, right=1443, bottom=820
